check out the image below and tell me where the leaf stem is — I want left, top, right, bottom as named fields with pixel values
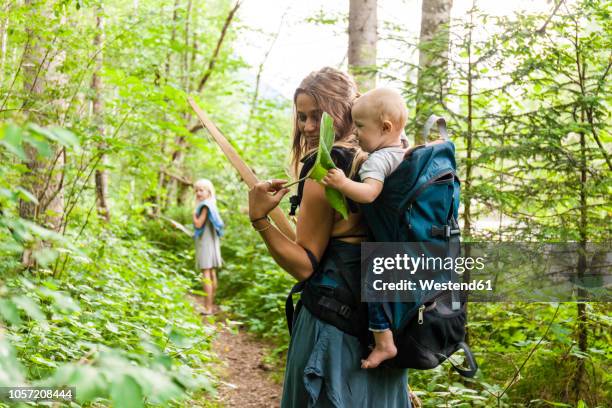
left=282, top=175, right=308, bottom=189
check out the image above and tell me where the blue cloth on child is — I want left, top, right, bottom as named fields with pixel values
left=194, top=199, right=224, bottom=238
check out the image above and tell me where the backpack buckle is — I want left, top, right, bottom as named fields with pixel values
left=317, top=295, right=352, bottom=319
left=289, top=195, right=299, bottom=216
left=431, top=225, right=452, bottom=239
left=339, top=304, right=351, bottom=318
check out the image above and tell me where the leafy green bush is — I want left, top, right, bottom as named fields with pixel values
left=1, top=227, right=218, bottom=406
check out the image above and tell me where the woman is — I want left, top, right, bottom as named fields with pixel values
left=248, top=67, right=410, bottom=407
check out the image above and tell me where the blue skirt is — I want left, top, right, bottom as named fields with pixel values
left=281, top=243, right=411, bottom=408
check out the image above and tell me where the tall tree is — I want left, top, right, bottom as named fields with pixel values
left=165, top=0, right=195, bottom=208
left=92, top=3, right=110, bottom=221
left=0, top=5, right=8, bottom=86
left=164, top=1, right=241, bottom=209
left=19, top=0, right=67, bottom=265
left=348, top=0, right=377, bottom=91
left=415, top=0, right=453, bottom=143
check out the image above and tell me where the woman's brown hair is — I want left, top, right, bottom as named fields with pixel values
left=290, top=67, right=367, bottom=178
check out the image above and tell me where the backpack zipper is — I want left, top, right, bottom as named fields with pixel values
left=418, top=305, right=425, bottom=324
left=418, top=290, right=453, bottom=325
left=418, top=302, right=439, bottom=324
left=404, top=170, right=456, bottom=210
left=406, top=204, right=412, bottom=229
left=403, top=170, right=456, bottom=231
left=375, top=171, right=457, bottom=217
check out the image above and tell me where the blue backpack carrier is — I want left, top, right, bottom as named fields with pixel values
left=361, top=115, right=477, bottom=377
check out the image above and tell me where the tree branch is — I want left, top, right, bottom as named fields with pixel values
left=536, top=0, right=565, bottom=35
left=196, top=1, right=241, bottom=93
left=247, top=5, right=288, bottom=128
left=160, top=168, right=192, bottom=186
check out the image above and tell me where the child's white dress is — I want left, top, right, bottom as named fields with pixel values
left=195, top=217, right=223, bottom=269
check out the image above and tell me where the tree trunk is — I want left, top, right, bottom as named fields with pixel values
left=569, top=20, right=590, bottom=400
left=19, top=0, right=66, bottom=266
left=415, top=0, right=453, bottom=142
left=92, top=3, right=110, bottom=222
left=166, top=2, right=241, bottom=208
left=462, top=4, right=473, bottom=238
left=348, top=0, right=377, bottom=91
left=196, top=1, right=241, bottom=93
left=183, top=0, right=192, bottom=92
left=571, top=113, right=588, bottom=402
left=164, top=0, right=180, bottom=80
left=0, top=12, right=8, bottom=85
left=145, top=0, right=181, bottom=217
left=166, top=0, right=194, bottom=209
left=460, top=4, right=473, bottom=354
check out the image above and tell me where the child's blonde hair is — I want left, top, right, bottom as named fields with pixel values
left=353, top=87, right=408, bottom=131
left=194, top=178, right=216, bottom=203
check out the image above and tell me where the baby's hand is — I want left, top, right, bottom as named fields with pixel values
left=322, top=168, right=348, bottom=190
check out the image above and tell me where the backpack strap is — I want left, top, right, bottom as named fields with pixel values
left=309, top=250, right=356, bottom=320
left=437, top=341, right=479, bottom=378
left=285, top=247, right=319, bottom=334
left=317, top=295, right=352, bottom=319
left=298, top=248, right=367, bottom=340
left=430, top=186, right=461, bottom=239
left=430, top=224, right=461, bottom=239
left=423, top=115, right=449, bottom=142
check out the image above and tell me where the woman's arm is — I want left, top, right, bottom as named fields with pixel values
left=193, top=206, right=208, bottom=228
left=248, top=179, right=334, bottom=281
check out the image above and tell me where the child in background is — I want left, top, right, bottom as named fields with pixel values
left=322, top=87, right=408, bottom=369
left=193, top=179, right=224, bottom=315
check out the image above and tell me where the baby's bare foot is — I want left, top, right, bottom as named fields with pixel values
left=361, top=343, right=397, bottom=369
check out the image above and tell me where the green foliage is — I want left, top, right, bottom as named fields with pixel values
left=0, top=123, right=84, bottom=264
left=0, top=337, right=26, bottom=387
left=0, top=111, right=215, bottom=407
left=1, top=227, right=217, bottom=406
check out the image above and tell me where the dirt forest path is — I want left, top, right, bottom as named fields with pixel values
left=190, top=295, right=283, bottom=407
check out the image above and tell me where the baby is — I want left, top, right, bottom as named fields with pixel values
left=322, top=87, right=408, bottom=369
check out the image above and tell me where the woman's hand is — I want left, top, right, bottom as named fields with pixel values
left=248, top=179, right=290, bottom=220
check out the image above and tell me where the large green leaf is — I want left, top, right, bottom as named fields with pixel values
left=306, top=112, right=349, bottom=219
left=111, top=374, right=143, bottom=408
left=27, top=124, right=80, bottom=151
left=12, top=295, right=45, bottom=322
left=0, top=124, right=26, bottom=160
left=0, top=337, right=26, bottom=387
left=0, top=299, right=22, bottom=326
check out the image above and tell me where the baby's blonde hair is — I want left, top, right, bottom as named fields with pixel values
left=353, top=87, right=408, bottom=132
left=194, top=178, right=216, bottom=203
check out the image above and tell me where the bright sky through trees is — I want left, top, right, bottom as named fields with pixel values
left=236, top=0, right=550, bottom=98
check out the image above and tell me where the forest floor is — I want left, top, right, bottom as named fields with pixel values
left=190, top=295, right=283, bottom=407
